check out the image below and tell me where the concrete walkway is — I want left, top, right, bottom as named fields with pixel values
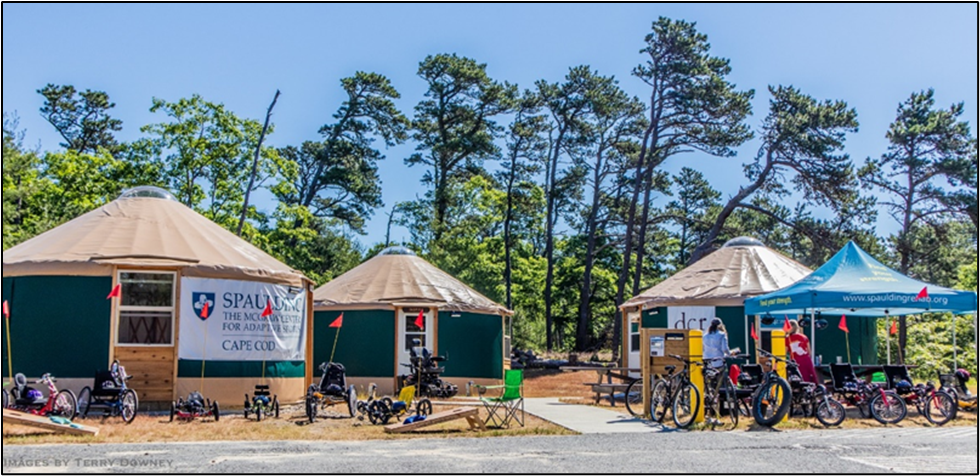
left=523, top=398, right=665, bottom=434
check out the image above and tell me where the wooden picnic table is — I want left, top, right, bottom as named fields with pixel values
left=562, top=366, right=641, bottom=406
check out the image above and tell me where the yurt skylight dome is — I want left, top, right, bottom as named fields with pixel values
left=119, top=186, right=177, bottom=201
left=723, top=236, right=765, bottom=248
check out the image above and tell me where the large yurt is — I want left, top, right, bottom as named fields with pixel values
left=618, top=237, right=876, bottom=368
left=312, top=247, right=512, bottom=395
left=1, top=187, right=313, bottom=407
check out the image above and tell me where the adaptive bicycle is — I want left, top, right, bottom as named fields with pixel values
left=77, top=360, right=138, bottom=424
left=7, top=373, right=77, bottom=421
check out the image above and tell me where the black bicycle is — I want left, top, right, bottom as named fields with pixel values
left=624, top=377, right=644, bottom=418
left=752, top=350, right=794, bottom=427
left=650, top=355, right=701, bottom=429
left=702, top=358, right=740, bottom=431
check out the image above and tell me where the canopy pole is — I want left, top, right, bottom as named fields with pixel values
left=745, top=314, right=750, bottom=357
left=886, top=311, right=891, bottom=366
left=810, top=309, right=816, bottom=367
left=952, top=314, right=957, bottom=372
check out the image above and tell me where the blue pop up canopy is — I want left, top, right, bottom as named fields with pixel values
left=746, top=242, right=978, bottom=318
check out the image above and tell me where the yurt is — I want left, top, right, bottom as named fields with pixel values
left=618, top=237, right=879, bottom=368
left=312, top=247, right=512, bottom=395
left=1, top=187, right=313, bottom=407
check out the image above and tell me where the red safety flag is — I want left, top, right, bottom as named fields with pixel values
left=839, top=315, right=849, bottom=334
left=329, top=313, right=344, bottom=329
left=415, top=310, right=425, bottom=330
left=890, top=320, right=899, bottom=336
left=783, top=316, right=793, bottom=333
left=261, top=298, right=274, bottom=318
left=107, top=284, right=122, bottom=300
left=201, top=301, right=210, bottom=319
left=2, top=300, right=9, bottom=320
left=915, top=287, right=929, bottom=301
left=750, top=324, right=759, bottom=342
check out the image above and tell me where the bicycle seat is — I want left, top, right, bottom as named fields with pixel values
left=664, top=365, right=677, bottom=373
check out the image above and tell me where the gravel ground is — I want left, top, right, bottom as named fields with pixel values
left=2, top=426, right=976, bottom=473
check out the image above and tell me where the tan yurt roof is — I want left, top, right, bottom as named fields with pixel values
left=2, top=187, right=307, bottom=286
left=313, top=247, right=511, bottom=315
left=621, top=237, right=811, bottom=310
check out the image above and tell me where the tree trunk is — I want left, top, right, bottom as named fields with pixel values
left=544, top=131, right=565, bottom=352
left=238, top=90, right=280, bottom=237
left=577, top=152, right=604, bottom=352
left=632, top=158, right=658, bottom=295
left=504, top=154, right=517, bottom=311
left=613, top=128, right=652, bottom=362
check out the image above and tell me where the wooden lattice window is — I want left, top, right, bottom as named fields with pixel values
left=116, top=272, right=175, bottom=346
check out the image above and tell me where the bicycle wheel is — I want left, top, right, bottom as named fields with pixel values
left=816, top=399, right=846, bottom=427
left=120, top=389, right=138, bottom=424
left=924, top=391, right=957, bottom=426
left=753, top=378, right=791, bottom=428
left=417, top=399, right=433, bottom=417
left=720, top=381, right=739, bottom=430
left=672, top=383, right=701, bottom=429
left=212, top=401, right=220, bottom=422
left=650, top=380, right=670, bottom=423
left=624, top=379, right=644, bottom=418
left=871, top=392, right=907, bottom=425
left=54, top=390, right=78, bottom=421
left=77, top=387, right=92, bottom=418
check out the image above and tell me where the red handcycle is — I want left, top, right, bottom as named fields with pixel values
left=6, top=372, right=78, bottom=421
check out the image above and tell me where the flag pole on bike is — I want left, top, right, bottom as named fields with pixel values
left=3, top=300, right=12, bottom=386
left=839, top=315, right=850, bottom=363
left=328, top=313, right=344, bottom=362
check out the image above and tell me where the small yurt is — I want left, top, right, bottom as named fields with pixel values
left=621, top=237, right=831, bottom=369
left=312, top=247, right=512, bottom=395
left=1, top=187, right=312, bottom=407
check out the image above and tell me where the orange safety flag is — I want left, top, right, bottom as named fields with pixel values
left=2, top=300, right=9, bottom=319
left=329, top=313, right=344, bottom=329
left=107, top=284, right=122, bottom=300
left=201, top=301, right=210, bottom=319
left=783, top=316, right=792, bottom=333
left=839, top=315, right=849, bottom=334
left=415, top=310, right=425, bottom=330
left=750, top=324, right=758, bottom=342
left=261, top=298, right=274, bottom=318
left=890, top=320, right=899, bottom=336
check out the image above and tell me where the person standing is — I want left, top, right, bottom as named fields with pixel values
left=788, top=320, right=819, bottom=384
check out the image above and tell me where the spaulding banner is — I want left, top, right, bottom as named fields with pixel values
left=178, top=277, right=306, bottom=361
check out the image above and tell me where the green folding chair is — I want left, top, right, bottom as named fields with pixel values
left=479, top=369, right=525, bottom=429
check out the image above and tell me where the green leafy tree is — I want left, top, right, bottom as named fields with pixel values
left=858, top=89, right=977, bottom=351
left=407, top=54, right=517, bottom=241
left=498, top=91, right=549, bottom=310
left=285, top=73, right=408, bottom=232
left=141, top=95, right=280, bottom=236
left=617, top=17, right=754, bottom=355
left=575, top=78, right=646, bottom=351
left=666, top=168, right=721, bottom=267
left=37, top=84, right=123, bottom=154
left=692, top=86, right=865, bottom=264
left=538, top=66, right=609, bottom=351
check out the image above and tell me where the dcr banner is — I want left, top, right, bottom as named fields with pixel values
left=178, top=277, right=307, bottom=362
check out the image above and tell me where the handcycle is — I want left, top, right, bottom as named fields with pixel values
left=243, top=385, right=279, bottom=422
left=650, top=354, right=701, bottom=429
left=305, top=362, right=357, bottom=423
left=77, top=360, right=138, bottom=424
left=830, top=363, right=906, bottom=425
left=366, top=385, right=433, bottom=426
left=170, top=391, right=220, bottom=423
left=7, top=372, right=77, bottom=421
left=884, top=365, right=956, bottom=426
left=401, top=341, right=458, bottom=399
left=758, top=350, right=846, bottom=428
left=939, top=369, right=977, bottom=413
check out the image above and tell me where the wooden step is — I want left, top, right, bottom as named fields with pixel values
left=384, top=407, right=485, bottom=434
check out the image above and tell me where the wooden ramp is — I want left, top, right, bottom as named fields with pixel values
left=2, top=409, right=100, bottom=437
left=384, top=407, right=486, bottom=434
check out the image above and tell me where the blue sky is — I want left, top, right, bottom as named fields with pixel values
left=3, top=3, right=977, bottom=248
